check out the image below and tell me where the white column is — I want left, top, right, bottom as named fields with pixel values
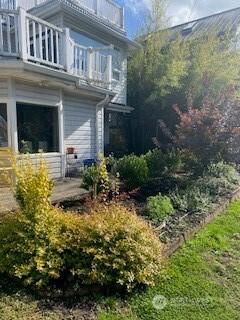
left=18, top=8, right=28, bottom=61
left=58, top=89, right=65, bottom=177
left=87, top=48, right=93, bottom=80
left=8, top=79, right=18, bottom=153
left=63, top=28, right=73, bottom=73
left=107, top=54, right=112, bottom=90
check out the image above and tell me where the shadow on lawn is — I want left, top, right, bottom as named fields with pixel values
left=0, top=273, right=99, bottom=318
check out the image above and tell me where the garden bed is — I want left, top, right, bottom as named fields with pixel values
left=61, top=185, right=240, bottom=259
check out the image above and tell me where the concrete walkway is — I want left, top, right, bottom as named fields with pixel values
left=0, top=178, right=88, bottom=212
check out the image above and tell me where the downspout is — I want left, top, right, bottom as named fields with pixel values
left=96, top=94, right=111, bottom=159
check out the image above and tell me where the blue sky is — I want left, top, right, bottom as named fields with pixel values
left=115, top=0, right=240, bottom=38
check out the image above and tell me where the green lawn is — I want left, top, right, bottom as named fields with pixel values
left=98, top=201, right=240, bottom=320
left=0, top=201, right=240, bottom=320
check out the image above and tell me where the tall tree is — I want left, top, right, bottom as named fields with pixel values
left=128, top=3, right=240, bottom=153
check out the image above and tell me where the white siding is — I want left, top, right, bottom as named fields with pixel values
left=111, top=57, right=127, bottom=105
left=64, top=95, right=97, bottom=160
left=18, top=154, right=62, bottom=179
left=15, top=81, right=60, bottom=106
left=0, top=80, right=8, bottom=99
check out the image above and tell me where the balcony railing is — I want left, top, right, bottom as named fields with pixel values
left=0, top=0, right=124, bottom=29
left=0, top=8, right=113, bottom=89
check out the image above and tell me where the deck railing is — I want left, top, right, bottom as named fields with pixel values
left=0, top=9, right=18, bottom=55
left=0, top=8, right=113, bottom=88
left=0, top=0, right=124, bottom=29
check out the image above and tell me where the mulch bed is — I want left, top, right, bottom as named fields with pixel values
left=60, top=182, right=240, bottom=259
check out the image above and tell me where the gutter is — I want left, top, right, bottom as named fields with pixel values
left=96, top=94, right=111, bottom=158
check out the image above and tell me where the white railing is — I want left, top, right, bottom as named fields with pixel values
left=97, top=0, right=123, bottom=28
left=25, top=12, right=64, bottom=68
left=0, top=9, right=18, bottom=55
left=0, top=0, right=16, bottom=9
left=0, top=8, right=113, bottom=88
left=0, top=0, right=124, bottom=29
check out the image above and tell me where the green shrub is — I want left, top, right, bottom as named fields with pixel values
left=0, top=158, right=75, bottom=287
left=0, top=159, right=163, bottom=291
left=69, top=204, right=163, bottom=291
left=206, top=162, right=240, bottom=185
left=170, top=186, right=212, bottom=214
left=194, top=162, right=240, bottom=199
left=14, top=157, right=53, bottom=212
left=145, top=149, right=183, bottom=178
left=146, top=193, right=174, bottom=222
left=81, top=154, right=111, bottom=199
left=117, top=155, right=149, bottom=189
left=196, top=176, right=236, bottom=198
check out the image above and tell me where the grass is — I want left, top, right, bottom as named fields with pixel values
left=0, top=201, right=240, bottom=319
left=98, top=201, right=240, bottom=320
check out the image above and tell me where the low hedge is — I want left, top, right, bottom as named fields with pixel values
left=0, top=158, right=163, bottom=291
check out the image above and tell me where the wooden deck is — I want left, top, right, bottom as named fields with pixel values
left=0, top=178, right=88, bottom=212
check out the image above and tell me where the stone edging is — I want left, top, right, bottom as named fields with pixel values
left=162, top=187, right=240, bottom=258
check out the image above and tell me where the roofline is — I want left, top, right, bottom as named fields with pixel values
left=167, top=6, right=240, bottom=30
left=29, top=0, right=140, bottom=49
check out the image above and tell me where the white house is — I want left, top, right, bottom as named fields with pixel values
left=0, top=0, right=138, bottom=178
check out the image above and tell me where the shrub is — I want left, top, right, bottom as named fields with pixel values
left=0, top=158, right=76, bottom=287
left=206, top=162, right=240, bottom=185
left=145, top=149, right=183, bottom=177
left=194, top=162, right=240, bottom=199
left=69, top=204, right=163, bottom=291
left=196, top=176, right=236, bottom=198
left=14, top=157, right=53, bottom=212
left=82, top=154, right=111, bottom=199
left=117, top=155, right=149, bottom=189
left=0, top=159, right=163, bottom=291
left=170, top=186, right=212, bottom=214
left=146, top=193, right=174, bottom=222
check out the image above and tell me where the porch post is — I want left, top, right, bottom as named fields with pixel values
left=7, top=79, right=18, bottom=153
left=58, top=89, right=65, bottom=177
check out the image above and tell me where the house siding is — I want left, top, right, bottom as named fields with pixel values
left=111, top=56, right=127, bottom=105
left=0, top=80, right=8, bottom=99
left=15, top=81, right=60, bottom=106
left=63, top=95, right=97, bottom=160
left=18, top=154, right=63, bottom=179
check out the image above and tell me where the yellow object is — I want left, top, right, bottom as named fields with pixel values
left=0, top=148, right=13, bottom=187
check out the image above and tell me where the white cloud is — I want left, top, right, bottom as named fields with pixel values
left=124, top=0, right=151, bottom=15
left=123, top=0, right=240, bottom=26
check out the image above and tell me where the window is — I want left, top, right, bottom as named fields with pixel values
left=17, top=104, right=59, bottom=154
left=0, top=104, right=8, bottom=147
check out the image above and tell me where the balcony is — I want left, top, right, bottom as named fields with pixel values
left=0, top=8, right=114, bottom=89
left=0, top=0, right=124, bottom=29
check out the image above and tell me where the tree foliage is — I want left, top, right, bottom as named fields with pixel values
left=174, top=87, right=240, bottom=171
left=128, top=1, right=240, bottom=153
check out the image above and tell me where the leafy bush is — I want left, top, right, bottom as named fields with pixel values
left=194, top=162, right=240, bottom=199
left=0, top=159, right=163, bottom=291
left=170, top=186, right=212, bottom=214
left=145, top=149, right=183, bottom=178
left=196, top=176, right=235, bottom=198
left=14, top=157, right=53, bottom=212
left=0, top=158, right=74, bottom=287
left=146, top=193, right=174, bottom=222
left=69, top=204, right=163, bottom=291
left=206, top=162, right=240, bottom=185
left=82, top=154, right=110, bottom=199
left=117, top=154, right=149, bottom=189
